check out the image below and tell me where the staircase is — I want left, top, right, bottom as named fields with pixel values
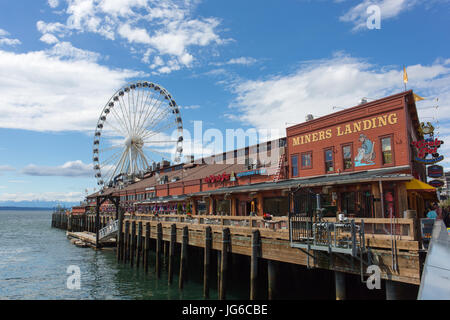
left=272, top=154, right=285, bottom=182
left=98, top=219, right=119, bottom=242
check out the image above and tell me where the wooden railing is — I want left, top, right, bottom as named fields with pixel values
left=117, top=213, right=418, bottom=241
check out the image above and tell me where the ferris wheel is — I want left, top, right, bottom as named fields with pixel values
left=93, top=81, right=183, bottom=188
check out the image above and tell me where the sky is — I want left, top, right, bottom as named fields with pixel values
left=0, top=0, right=449, bottom=204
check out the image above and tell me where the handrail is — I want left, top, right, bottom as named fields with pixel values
left=99, top=219, right=119, bottom=240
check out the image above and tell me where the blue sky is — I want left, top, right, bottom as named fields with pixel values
left=0, top=0, right=449, bottom=203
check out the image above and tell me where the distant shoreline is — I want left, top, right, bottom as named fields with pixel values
left=0, top=206, right=55, bottom=211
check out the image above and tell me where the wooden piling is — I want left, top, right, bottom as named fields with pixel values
left=144, top=222, right=150, bottom=274
left=130, top=221, right=136, bottom=267
left=156, top=223, right=162, bottom=278
left=179, top=226, right=189, bottom=289
left=335, top=271, right=346, bottom=300
left=268, top=260, right=277, bottom=300
left=117, top=210, right=124, bottom=263
left=124, top=221, right=130, bottom=263
left=219, top=228, right=230, bottom=300
left=168, top=224, right=176, bottom=284
left=250, top=229, right=260, bottom=300
left=203, top=226, right=212, bottom=298
left=136, top=221, right=143, bottom=269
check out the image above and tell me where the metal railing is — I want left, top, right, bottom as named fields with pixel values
left=98, top=219, right=119, bottom=241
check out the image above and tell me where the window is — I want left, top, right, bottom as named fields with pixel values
left=301, top=152, right=312, bottom=169
left=381, top=137, right=393, bottom=165
left=342, top=145, right=353, bottom=170
left=324, top=148, right=334, bottom=173
left=291, top=155, right=299, bottom=177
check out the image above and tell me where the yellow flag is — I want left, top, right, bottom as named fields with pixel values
left=413, top=93, right=425, bottom=101
left=403, top=66, right=408, bottom=84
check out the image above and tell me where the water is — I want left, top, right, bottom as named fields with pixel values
left=0, top=210, right=247, bottom=300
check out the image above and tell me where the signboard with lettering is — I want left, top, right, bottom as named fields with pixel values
left=204, top=173, right=230, bottom=183
left=412, top=138, right=444, bottom=164
left=427, top=165, right=444, bottom=178
left=236, top=168, right=267, bottom=178
left=428, top=180, right=444, bottom=188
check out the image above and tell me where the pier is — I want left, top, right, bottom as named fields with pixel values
left=52, top=211, right=422, bottom=300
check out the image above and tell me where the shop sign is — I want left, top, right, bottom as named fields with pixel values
left=428, top=180, right=445, bottom=188
left=230, top=171, right=236, bottom=182
left=412, top=138, right=444, bottom=164
left=412, top=138, right=444, bottom=159
left=145, top=187, right=155, bottom=191
left=427, top=165, right=444, bottom=178
left=204, top=173, right=230, bottom=183
left=236, top=168, right=267, bottom=178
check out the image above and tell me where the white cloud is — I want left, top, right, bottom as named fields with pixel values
left=339, top=0, right=418, bottom=31
left=36, top=0, right=227, bottom=73
left=229, top=54, right=450, bottom=134
left=40, top=33, right=59, bottom=44
left=21, top=160, right=93, bottom=177
left=211, top=56, right=258, bottom=67
left=0, top=28, right=21, bottom=47
left=0, top=46, right=142, bottom=132
left=48, top=0, right=59, bottom=8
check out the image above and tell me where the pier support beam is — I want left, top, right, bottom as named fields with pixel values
left=156, top=223, right=162, bottom=278
left=179, top=226, right=189, bottom=289
left=136, top=221, right=143, bottom=269
left=117, top=210, right=124, bottom=263
left=385, top=280, right=413, bottom=300
left=335, top=271, right=347, bottom=300
left=268, top=260, right=278, bottom=300
left=219, top=228, right=230, bottom=300
left=144, top=222, right=150, bottom=274
left=168, top=224, right=176, bottom=284
left=203, top=226, right=212, bottom=298
left=250, top=230, right=260, bottom=300
left=130, top=221, right=136, bottom=267
left=124, top=221, right=130, bottom=263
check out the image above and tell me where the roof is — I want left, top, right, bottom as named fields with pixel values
left=189, top=166, right=413, bottom=197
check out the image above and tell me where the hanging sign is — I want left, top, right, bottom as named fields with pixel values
left=427, top=165, right=444, bottom=178
left=412, top=138, right=444, bottom=164
left=428, top=180, right=445, bottom=188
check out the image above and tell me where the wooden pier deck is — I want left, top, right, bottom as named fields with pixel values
left=120, top=214, right=422, bottom=286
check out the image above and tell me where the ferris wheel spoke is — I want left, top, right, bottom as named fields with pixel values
left=136, top=92, right=164, bottom=136
left=99, top=145, right=123, bottom=153
left=143, top=146, right=171, bottom=158
left=138, top=91, right=167, bottom=133
left=135, top=89, right=155, bottom=134
left=110, top=102, right=131, bottom=135
left=143, top=107, right=172, bottom=136
left=143, top=119, right=177, bottom=140
left=103, top=119, right=128, bottom=137
left=119, top=95, right=133, bottom=135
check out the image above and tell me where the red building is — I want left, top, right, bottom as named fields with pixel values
left=84, top=90, right=434, bottom=220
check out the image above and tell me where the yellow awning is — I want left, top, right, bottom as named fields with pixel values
left=406, top=179, right=436, bottom=192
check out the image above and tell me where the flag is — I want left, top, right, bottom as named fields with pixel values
left=403, top=66, right=408, bottom=84
left=413, top=93, right=425, bottom=101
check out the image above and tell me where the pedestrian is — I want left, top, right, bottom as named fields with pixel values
left=426, top=205, right=437, bottom=220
